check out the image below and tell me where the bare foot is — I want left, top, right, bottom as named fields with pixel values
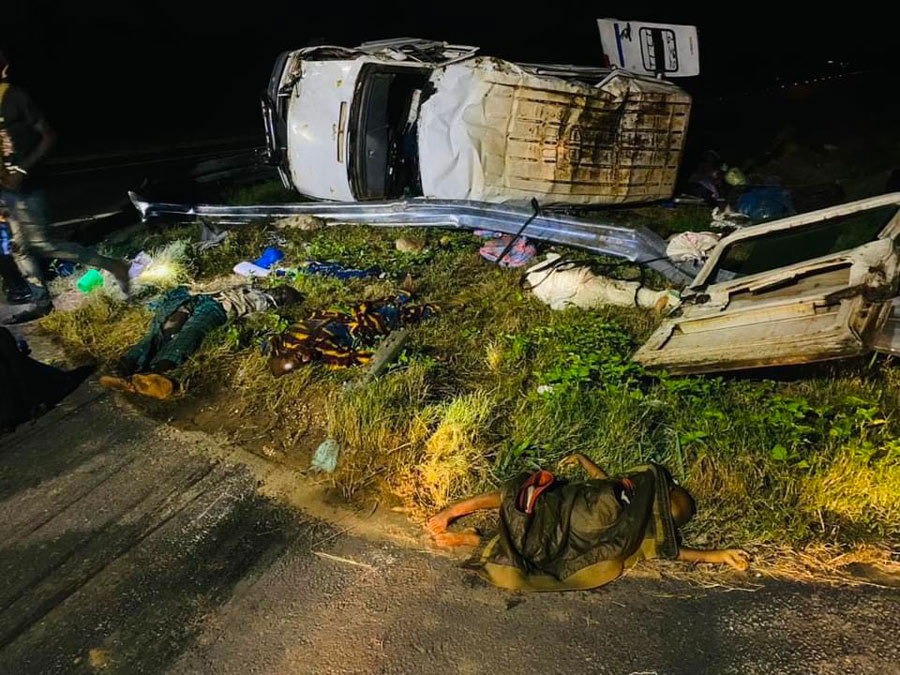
left=426, top=512, right=450, bottom=537
left=718, top=549, right=750, bottom=571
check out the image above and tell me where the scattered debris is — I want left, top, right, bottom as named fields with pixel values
left=128, top=251, right=152, bottom=279
left=52, top=260, right=77, bottom=277
left=710, top=206, right=750, bottom=229
left=737, top=187, right=795, bottom=223
left=395, top=235, right=426, bottom=253
left=253, top=246, right=285, bottom=270
left=311, top=438, right=341, bottom=473
left=525, top=253, right=678, bottom=312
left=233, top=261, right=271, bottom=278
left=302, top=261, right=381, bottom=280
left=666, top=232, right=721, bottom=265
left=76, top=269, right=105, bottom=294
left=363, top=328, right=409, bottom=381
left=478, top=233, right=537, bottom=268
left=194, top=222, right=229, bottom=252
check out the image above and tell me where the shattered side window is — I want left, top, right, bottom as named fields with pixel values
left=709, top=205, right=899, bottom=284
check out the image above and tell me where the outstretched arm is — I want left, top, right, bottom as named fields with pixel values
left=558, top=453, right=608, bottom=479
left=678, top=547, right=749, bottom=571
left=426, top=491, right=501, bottom=548
left=427, top=491, right=501, bottom=535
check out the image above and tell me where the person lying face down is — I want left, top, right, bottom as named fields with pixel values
left=267, top=290, right=438, bottom=376
left=100, top=284, right=303, bottom=399
left=427, top=453, right=748, bottom=592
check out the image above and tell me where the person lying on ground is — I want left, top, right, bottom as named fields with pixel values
left=1, top=326, right=93, bottom=431
left=267, top=289, right=438, bottom=376
left=100, top=284, right=302, bottom=400
left=0, top=51, right=131, bottom=300
left=426, top=453, right=749, bottom=592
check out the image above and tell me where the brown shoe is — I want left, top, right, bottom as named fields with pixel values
left=99, top=374, right=136, bottom=393
left=132, top=373, right=176, bottom=400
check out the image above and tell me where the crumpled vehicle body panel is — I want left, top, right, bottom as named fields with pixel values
left=418, top=59, right=691, bottom=205
left=634, top=193, right=900, bottom=374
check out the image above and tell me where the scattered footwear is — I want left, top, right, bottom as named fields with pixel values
left=132, top=373, right=175, bottom=400
left=100, top=372, right=176, bottom=400
left=99, top=374, right=136, bottom=394
left=6, top=286, right=34, bottom=305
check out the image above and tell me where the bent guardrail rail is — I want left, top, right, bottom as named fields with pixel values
left=128, top=192, right=696, bottom=285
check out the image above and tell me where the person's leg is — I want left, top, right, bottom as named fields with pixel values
left=129, top=300, right=225, bottom=400
left=149, top=297, right=227, bottom=372
left=5, top=189, right=130, bottom=294
left=99, top=335, right=152, bottom=393
left=0, top=216, right=32, bottom=301
left=1, top=189, right=45, bottom=289
left=0, top=253, right=32, bottom=302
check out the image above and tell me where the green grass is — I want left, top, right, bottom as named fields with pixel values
left=39, top=212, right=900, bottom=576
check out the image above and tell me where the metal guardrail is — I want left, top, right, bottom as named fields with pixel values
left=129, top=193, right=696, bottom=285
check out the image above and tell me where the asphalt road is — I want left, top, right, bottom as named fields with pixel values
left=1, top=378, right=899, bottom=675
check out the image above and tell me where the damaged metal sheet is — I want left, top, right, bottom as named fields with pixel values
left=418, top=61, right=691, bottom=205
left=634, top=193, right=900, bottom=374
left=128, top=192, right=696, bottom=285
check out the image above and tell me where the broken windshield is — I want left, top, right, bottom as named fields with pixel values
left=708, top=205, right=899, bottom=284
left=349, top=65, right=430, bottom=200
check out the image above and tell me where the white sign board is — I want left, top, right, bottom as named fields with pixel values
left=598, top=18, right=700, bottom=77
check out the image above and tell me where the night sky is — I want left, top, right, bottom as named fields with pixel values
left=2, top=2, right=896, bottom=155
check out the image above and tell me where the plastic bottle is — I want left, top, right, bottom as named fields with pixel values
left=76, top=269, right=105, bottom=294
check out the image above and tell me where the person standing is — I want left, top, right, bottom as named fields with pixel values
left=0, top=210, right=32, bottom=303
left=0, top=49, right=130, bottom=301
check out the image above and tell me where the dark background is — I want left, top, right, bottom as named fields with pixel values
left=2, top=1, right=897, bottom=157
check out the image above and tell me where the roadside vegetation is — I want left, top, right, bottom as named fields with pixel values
left=39, top=190, right=900, bottom=582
